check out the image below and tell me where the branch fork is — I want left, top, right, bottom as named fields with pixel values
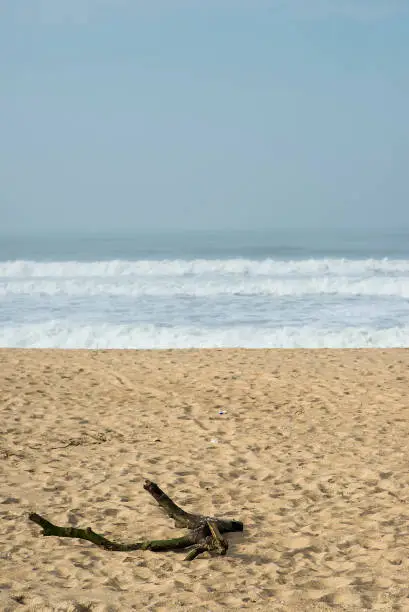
left=29, top=480, right=243, bottom=561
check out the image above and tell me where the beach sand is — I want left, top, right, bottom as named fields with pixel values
left=1, top=348, right=409, bottom=611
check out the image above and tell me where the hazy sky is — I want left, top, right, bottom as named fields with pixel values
left=1, top=0, right=408, bottom=232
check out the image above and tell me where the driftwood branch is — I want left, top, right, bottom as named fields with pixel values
left=29, top=479, right=243, bottom=561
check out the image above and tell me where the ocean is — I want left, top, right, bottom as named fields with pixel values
left=1, top=229, right=409, bottom=349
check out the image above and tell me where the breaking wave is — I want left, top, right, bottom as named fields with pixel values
left=1, top=321, right=409, bottom=349
left=1, top=257, right=409, bottom=348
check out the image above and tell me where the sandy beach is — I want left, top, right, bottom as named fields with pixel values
left=2, top=348, right=409, bottom=611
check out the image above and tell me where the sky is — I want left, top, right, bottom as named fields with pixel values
left=1, top=0, right=409, bottom=233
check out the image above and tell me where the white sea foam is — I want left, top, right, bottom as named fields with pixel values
left=2, top=258, right=409, bottom=298
left=2, top=275, right=409, bottom=297
left=1, top=257, right=409, bottom=278
left=1, top=257, right=409, bottom=348
left=1, top=321, right=408, bottom=349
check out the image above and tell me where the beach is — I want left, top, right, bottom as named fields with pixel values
left=2, top=348, right=409, bottom=611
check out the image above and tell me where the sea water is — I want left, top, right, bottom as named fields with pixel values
left=1, top=229, right=409, bottom=348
